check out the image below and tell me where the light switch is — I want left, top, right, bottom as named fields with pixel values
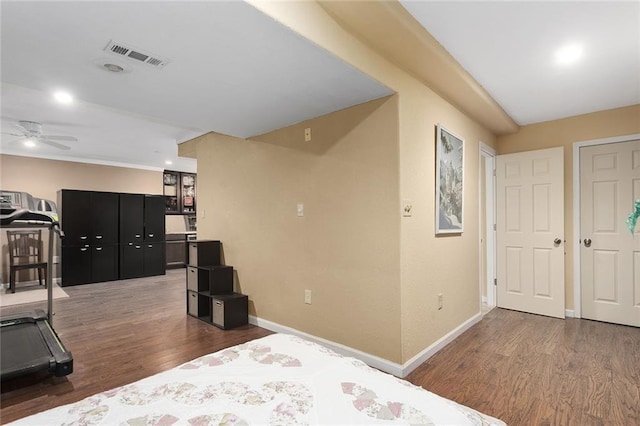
left=297, top=203, right=304, bottom=217
left=402, top=199, right=413, bottom=217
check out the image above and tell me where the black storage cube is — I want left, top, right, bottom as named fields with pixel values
left=187, top=291, right=210, bottom=321
left=208, top=266, right=233, bottom=294
left=211, top=293, right=248, bottom=330
left=188, top=240, right=221, bottom=267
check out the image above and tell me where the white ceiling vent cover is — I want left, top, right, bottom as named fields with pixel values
left=103, top=40, right=170, bottom=68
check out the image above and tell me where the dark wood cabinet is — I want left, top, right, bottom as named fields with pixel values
left=166, top=234, right=187, bottom=269
left=60, top=189, right=166, bottom=286
left=144, top=195, right=165, bottom=242
left=61, top=190, right=118, bottom=246
left=91, top=245, right=118, bottom=283
left=119, top=194, right=165, bottom=279
left=60, top=190, right=119, bottom=286
left=92, top=192, right=119, bottom=244
left=120, top=243, right=144, bottom=278
left=186, top=240, right=247, bottom=329
left=119, top=193, right=144, bottom=244
left=143, top=242, right=165, bottom=277
left=163, top=170, right=196, bottom=215
left=61, top=246, right=92, bottom=286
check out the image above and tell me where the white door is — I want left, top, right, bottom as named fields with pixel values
left=580, top=140, right=640, bottom=327
left=497, top=147, right=565, bottom=318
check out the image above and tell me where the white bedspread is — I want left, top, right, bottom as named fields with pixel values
left=10, top=334, right=505, bottom=425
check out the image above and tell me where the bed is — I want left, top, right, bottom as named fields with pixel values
left=9, top=334, right=505, bottom=425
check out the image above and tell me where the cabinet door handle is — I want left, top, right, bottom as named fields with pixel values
left=96, top=235, right=103, bottom=239
left=80, top=236, right=87, bottom=240
left=96, top=247, right=103, bottom=251
left=80, top=247, right=88, bottom=252
left=135, top=234, right=141, bottom=238
left=148, top=245, right=153, bottom=248
left=135, top=245, right=141, bottom=249
left=148, top=233, right=154, bottom=238
left=128, top=242, right=133, bottom=246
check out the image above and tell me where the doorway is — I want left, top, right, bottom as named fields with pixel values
left=480, top=144, right=496, bottom=314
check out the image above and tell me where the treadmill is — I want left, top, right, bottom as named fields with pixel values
left=0, top=206, right=73, bottom=380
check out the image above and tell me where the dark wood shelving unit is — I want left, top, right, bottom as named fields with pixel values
left=186, top=240, right=247, bottom=329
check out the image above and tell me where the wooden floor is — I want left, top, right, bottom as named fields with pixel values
left=1, top=271, right=639, bottom=425
left=406, top=308, right=640, bottom=425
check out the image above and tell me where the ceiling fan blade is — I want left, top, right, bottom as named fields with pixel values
left=39, top=139, right=71, bottom=150
left=1, top=132, right=24, bottom=137
left=40, top=134, right=78, bottom=142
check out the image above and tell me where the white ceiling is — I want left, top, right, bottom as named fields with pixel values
left=1, top=2, right=638, bottom=173
left=0, top=1, right=392, bottom=172
left=400, top=1, right=640, bottom=125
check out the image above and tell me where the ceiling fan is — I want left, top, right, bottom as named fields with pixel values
left=2, top=120, right=77, bottom=150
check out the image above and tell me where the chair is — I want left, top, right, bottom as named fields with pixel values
left=7, top=230, right=48, bottom=293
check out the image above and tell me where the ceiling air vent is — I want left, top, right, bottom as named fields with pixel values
left=103, top=40, right=170, bottom=69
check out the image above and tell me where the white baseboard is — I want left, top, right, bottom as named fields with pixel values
left=249, top=311, right=482, bottom=378
left=565, top=309, right=575, bottom=318
left=401, top=312, right=482, bottom=377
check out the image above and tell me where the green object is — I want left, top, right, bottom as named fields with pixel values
left=625, top=200, right=640, bottom=235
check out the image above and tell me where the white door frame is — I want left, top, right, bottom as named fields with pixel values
left=480, top=143, right=497, bottom=308
left=572, top=133, right=640, bottom=318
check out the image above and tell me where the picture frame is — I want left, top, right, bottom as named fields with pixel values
left=435, top=124, right=464, bottom=234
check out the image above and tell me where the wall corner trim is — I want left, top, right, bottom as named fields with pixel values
left=401, top=312, right=482, bottom=377
left=249, top=311, right=482, bottom=378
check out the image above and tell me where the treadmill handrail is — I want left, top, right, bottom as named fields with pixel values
left=1, top=208, right=64, bottom=324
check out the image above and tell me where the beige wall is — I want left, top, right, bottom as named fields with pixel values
left=191, top=97, right=402, bottom=362
left=497, top=104, right=640, bottom=310
left=187, top=1, right=497, bottom=365
left=0, top=154, right=163, bottom=283
left=0, top=155, right=162, bottom=201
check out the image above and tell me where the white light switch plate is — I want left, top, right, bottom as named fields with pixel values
left=297, top=203, right=304, bottom=217
left=402, top=199, right=412, bottom=217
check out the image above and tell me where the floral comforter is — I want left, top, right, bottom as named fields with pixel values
left=10, top=334, right=505, bottom=425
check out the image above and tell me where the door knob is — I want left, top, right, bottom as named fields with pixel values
left=554, top=238, right=562, bottom=245
left=583, top=238, right=592, bottom=247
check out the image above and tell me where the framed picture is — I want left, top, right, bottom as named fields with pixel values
left=435, top=124, right=464, bottom=234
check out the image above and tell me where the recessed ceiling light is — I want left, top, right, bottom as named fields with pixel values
left=165, top=160, right=173, bottom=165
left=103, top=63, right=125, bottom=73
left=555, top=43, right=583, bottom=65
left=53, top=91, right=73, bottom=104
left=23, top=139, right=36, bottom=148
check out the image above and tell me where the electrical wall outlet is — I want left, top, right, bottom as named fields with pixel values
left=438, top=293, right=443, bottom=310
left=304, top=127, right=311, bottom=142
left=304, top=289, right=312, bottom=304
